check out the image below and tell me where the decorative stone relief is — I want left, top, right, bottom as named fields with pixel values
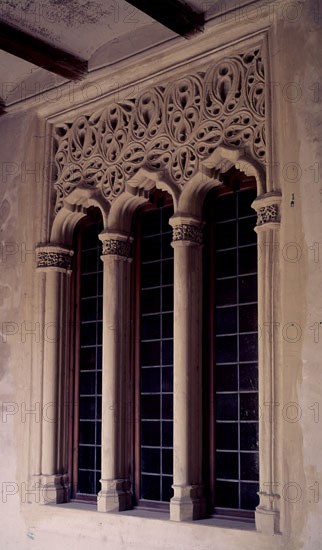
left=36, top=247, right=73, bottom=270
left=53, top=47, right=265, bottom=213
left=101, top=239, right=132, bottom=258
left=172, top=224, right=203, bottom=244
left=256, top=204, right=279, bottom=226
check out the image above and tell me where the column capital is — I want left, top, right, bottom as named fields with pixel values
left=36, top=244, right=73, bottom=272
left=99, top=231, right=133, bottom=258
left=170, top=216, right=204, bottom=245
left=252, top=192, right=282, bottom=232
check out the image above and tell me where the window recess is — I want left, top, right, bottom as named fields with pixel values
left=203, top=178, right=259, bottom=519
left=134, top=193, right=174, bottom=508
left=70, top=212, right=103, bottom=501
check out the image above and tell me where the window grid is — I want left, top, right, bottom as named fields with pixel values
left=77, top=223, right=103, bottom=496
left=214, top=189, right=259, bottom=511
left=140, top=204, right=174, bottom=503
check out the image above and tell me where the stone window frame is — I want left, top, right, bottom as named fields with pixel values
left=33, top=34, right=283, bottom=535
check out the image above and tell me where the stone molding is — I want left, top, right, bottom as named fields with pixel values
left=53, top=47, right=265, bottom=213
left=36, top=245, right=74, bottom=271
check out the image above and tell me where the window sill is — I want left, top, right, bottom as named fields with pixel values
left=24, top=501, right=285, bottom=550
left=35, top=500, right=258, bottom=531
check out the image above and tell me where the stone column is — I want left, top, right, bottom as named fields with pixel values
left=169, top=217, right=206, bottom=521
left=252, top=193, right=282, bottom=534
left=97, top=232, right=133, bottom=512
left=36, top=245, right=74, bottom=504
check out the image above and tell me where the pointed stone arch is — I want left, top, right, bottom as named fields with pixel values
left=104, top=167, right=178, bottom=234
left=50, top=185, right=110, bottom=245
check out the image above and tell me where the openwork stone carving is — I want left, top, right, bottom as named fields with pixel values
left=36, top=248, right=73, bottom=270
left=256, top=204, right=279, bottom=226
left=53, top=47, right=265, bottom=213
left=172, top=224, right=203, bottom=244
left=101, top=239, right=132, bottom=258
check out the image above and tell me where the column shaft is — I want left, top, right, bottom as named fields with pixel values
left=252, top=195, right=282, bottom=534
left=36, top=245, right=73, bottom=504
left=169, top=220, right=205, bottom=521
left=98, top=235, right=132, bottom=512
left=42, top=270, right=60, bottom=476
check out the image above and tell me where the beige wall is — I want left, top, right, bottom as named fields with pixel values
left=0, top=1, right=321, bottom=548
left=273, top=2, right=322, bottom=544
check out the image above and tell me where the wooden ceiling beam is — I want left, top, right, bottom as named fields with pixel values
left=0, top=21, right=88, bottom=80
left=0, top=97, right=6, bottom=116
left=125, top=0, right=204, bottom=37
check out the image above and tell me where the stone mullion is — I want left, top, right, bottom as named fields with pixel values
left=169, top=217, right=206, bottom=521
left=36, top=244, right=74, bottom=504
left=97, top=232, right=132, bottom=512
left=252, top=193, right=282, bottom=534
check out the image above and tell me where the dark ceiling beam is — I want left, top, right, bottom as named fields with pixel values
left=125, top=0, right=204, bottom=37
left=0, top=97, right=6, bottom=116
left=0, top=21, right=88, bottom=80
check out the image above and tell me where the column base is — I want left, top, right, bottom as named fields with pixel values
left=97, top=479, right=132, bottom=512
left=36, top=474, right=69, bottom=504
left=170, top=485, right=206, bottom=521
left=255, top=505, right=280, bottom=534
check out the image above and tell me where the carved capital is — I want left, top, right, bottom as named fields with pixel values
left=172, top=223, right=203, bottom=244
left=36, top=245, right=74, bottom=271
left=256, top=203, right=280, bottom=226
left=99, top=232, right=133, bottom=258
left=252, top=192, right=282, bottom=231
left=101, top=239, right=132, bottom=258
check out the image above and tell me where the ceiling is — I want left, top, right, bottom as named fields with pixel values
left=0, top=0, right=259, bottom=110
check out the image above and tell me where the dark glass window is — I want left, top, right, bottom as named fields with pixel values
left=75, top=219, right=103, bottom=497
left=139, top=201, right=174, bottom=503
left=205, top=186, right=259, bottom=514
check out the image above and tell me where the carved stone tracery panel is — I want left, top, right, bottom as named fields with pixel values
left=53, top=47, right=265, bottom=214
